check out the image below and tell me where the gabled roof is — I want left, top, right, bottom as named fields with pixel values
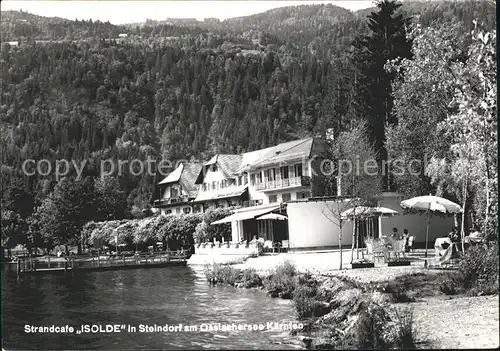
left=217, top=154, right=243, bottom=178
left=194, top=137, right=327, bottom=184
left=157, top=162, right=202, bottom=198
left=158, top=163, right=183, bottom=185
left=238, top=137, right=320, bottom=172
left=179, top=163, right=203, bottom=198
left=196, top=154, right=243, bottom=183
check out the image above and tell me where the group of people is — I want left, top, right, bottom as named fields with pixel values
left=448, top=226, right=484, bottom=244
left=388, top=227, right=411, bottom=252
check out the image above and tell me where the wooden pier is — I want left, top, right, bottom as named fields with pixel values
left=17, top=252, right=187, bottom=275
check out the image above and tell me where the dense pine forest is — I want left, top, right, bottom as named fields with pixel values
left=1, top=1, right=497, bottom=251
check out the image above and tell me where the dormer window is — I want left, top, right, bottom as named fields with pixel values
left=211, top=165, right=217, bottom=172
left=171, top=187, right=179, bottom=198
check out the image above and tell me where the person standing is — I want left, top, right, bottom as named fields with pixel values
left=402, top=229, right=410, bottom=252
left=391, top=227, right=399, bottom=239
left=448, top=227, right=459, bottom=242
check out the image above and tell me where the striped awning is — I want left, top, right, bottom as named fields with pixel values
left=211, top=205, right=280, bottom=225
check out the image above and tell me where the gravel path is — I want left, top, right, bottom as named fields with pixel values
left=410, top=295, right=499, bottom=349
left=233, top=251, right=430, bottom=283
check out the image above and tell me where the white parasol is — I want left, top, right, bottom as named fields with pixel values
left=400, top=195, right=462, bottom=257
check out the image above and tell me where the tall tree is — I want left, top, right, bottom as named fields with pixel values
left=386, top=23, right=466, bottom=199
left=33, top=177, right=96, bottom=254
left=351, top=0, right=413, bottom=189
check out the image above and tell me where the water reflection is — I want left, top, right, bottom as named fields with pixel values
left=2, top=264, right=302, bottom=350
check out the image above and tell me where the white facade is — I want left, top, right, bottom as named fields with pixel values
left=245, top=159, right=312, bottom=205
left=375, top=192, right=455, bottom=244
left=287, top=200, right=354, bottom=249
left=286, top=193, right=455, bottom=250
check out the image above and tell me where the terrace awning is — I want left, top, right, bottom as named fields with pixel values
left=211, top=205, right=280, bottom=225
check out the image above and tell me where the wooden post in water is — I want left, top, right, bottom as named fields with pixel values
left=122, top=254, right=125, bottom=266
left=33, top=261, right=37, bottom=272
left=48, top=255, right=51, bottom=268
left=17, top=259, right=21, bottom=275
left=64, top=261, right=68, bottom=274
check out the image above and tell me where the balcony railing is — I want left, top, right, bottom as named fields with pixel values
left=255, top=176, right=311, bottom=191
left=153, top=195, right=190, bottom=207
left=242, top=200, right=263, bottom=208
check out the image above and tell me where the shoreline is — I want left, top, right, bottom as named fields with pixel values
left=203, top=251, right=499, bottom=349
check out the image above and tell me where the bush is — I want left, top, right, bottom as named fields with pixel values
left=240, top=268, right=262, bottom=288
left=204, top=263, right=264, bottom=288
left=263, top=260, right=298, bottom=299
left=204, top=263, right=242, bottom=286
left=390, top=306, right=417, bottom=349
left=439, top=276, right=459, bottom=295
left=293, top=284, right=330, bottom=319
left=449, top=243, right=499, bottom=295
left=376, top=283, right=415, bottom=303
left=275, top=259, right=297, bottom=277
left=194, top=208, right=234, bottom=243
left=352, top=302, right=390, bottom=350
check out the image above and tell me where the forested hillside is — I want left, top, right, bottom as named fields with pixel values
left=0, top=1, right=496, bottom=229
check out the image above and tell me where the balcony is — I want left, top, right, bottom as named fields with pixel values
left=255, top=176, right=311, bottom=191
left=242, top=200, right=263, bottom=208
left=153, top=195, right=190, bottom=207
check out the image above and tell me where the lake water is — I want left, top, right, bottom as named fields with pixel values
left=2, top=264, right=303, bottom=350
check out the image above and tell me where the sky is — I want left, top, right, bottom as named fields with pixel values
left=1, top=1, right=375, bottom=24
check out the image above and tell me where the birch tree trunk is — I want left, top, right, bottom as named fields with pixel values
left=484, top=158, right=490, bottom=235
left=351, top=216, right=356, bottom=264
left=461, top=174, right=468, bottom=252
left=339, top=220, right=343, bottom=270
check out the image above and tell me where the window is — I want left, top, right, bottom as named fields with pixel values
left=212, top=181, right=216, bottom=190
left=221, top=180, right=227, bottom=188
left=202, top=183, right=207, bottom=191
left=165, top=209, right=172, bottom=215
left=243, top=174, right=248, bottom=184
left=265, top=168, right=276, bottom=181
left=297, top=191, right=311, bottom=199
left=171, top=187, right=179, bottom=198
left=281, top=193, right=291, bottom=202
left=294, top=164, right=303, bottom=177
left=256, top=172, right=262, bottom=183
left=280, top=166, right=289, bottom=179
left=250, top=173, right=255, bottom=185
left=176, top=208, right=181, bottom=214
left=183, top=207, right=191, bottom=214
left=269, top=195, right=278, bottom=203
